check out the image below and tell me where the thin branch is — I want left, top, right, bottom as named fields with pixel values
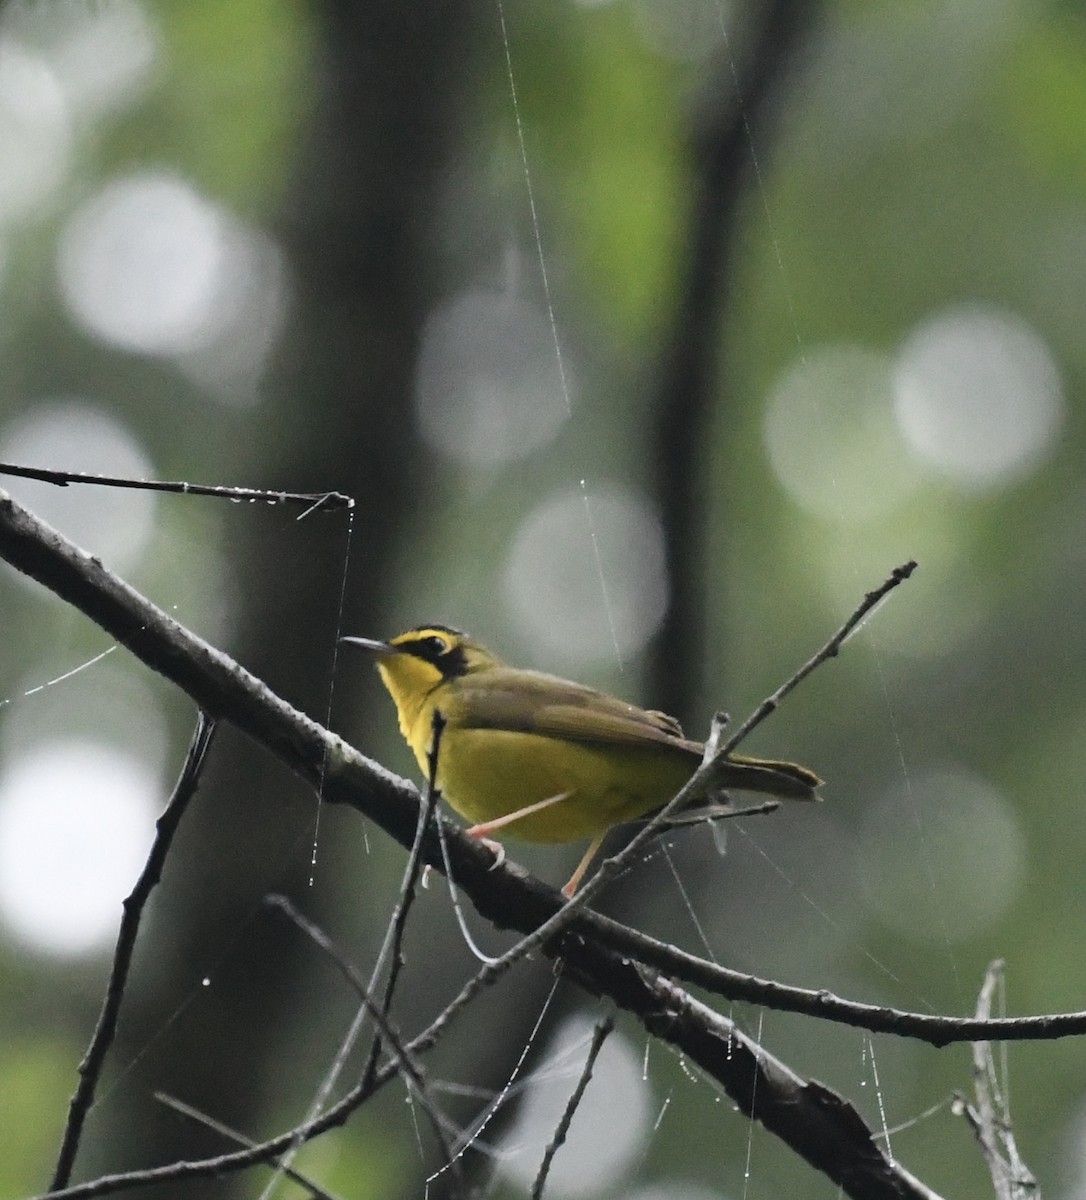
left=37, top=797, right=943, bottom=1200
left=49, top=713, right=218, bottom=1191
left=530, top=1016, right=614, bottom=1200
left=717, top=559, right=918, bottom=759
left=262, top=723, right=447, bottom=1199
left=154, top=1094, right=343, bottom=1200
left=32, top=933, right=937, bottom=1200
left=267, top=896, right=465, bottom=1195
left=0, top=463, right=352, bottom=515
left=31, top=898, right=539, bottom=1200
left=643, top=798, right=779, bottom=835
left=957, top=962, right=1039, bottom=1200
left=361, top=711, right=445, bottom=1092
left=574, top=911, right=1086, bottom=1047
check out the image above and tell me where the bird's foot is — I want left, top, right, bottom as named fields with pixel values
left=466, top=828, right=506, bottom=871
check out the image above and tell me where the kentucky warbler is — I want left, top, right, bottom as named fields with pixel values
left=342, top=626, right=820, bottom=896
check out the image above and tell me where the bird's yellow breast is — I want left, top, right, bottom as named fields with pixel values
left=402, top=689, right=695, bottom=843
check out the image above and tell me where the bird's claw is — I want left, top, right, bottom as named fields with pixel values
left=469, top=832, right=506, bottom=871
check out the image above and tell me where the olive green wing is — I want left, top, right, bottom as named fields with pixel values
left=443, top=668, right=821, bottom=800
left=445, top=667, right=702, bottom=756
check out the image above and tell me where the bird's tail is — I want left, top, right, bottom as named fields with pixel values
left=716, top=753, right=822, bottom=801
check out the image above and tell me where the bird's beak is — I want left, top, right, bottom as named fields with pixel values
left=339, top=635, right=396, bottom=656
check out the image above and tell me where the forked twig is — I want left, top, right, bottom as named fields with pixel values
left=956, top=962, right=1039, bottom=1200
left=50, top=714, right=218, bottom=1192
left=267, top=895, right=465, bottom=1194
left=30, top=920, right=548, bottom=1200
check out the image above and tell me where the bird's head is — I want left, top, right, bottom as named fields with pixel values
left=341, top=625, right=499, bottom=711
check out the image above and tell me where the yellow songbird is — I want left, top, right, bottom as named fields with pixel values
left=343, top=626, right=821, bottom=896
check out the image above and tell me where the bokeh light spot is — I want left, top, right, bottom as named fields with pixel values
left=0, top=742, right=157, bottom=957
left=893, top=306, right=1064, bottom=488
left=18, top=0, right=158, bottom=118
left=504, top=484, right=667, bottom=665
left=632, top=0, right=730, bottom=62
left=0, top=39, right=71, bottom=225
left=0, top=402, right=156, bottom=571
left=175, top=226, right=287, bottom=407
left=1060, top=1094, right=1086, bottom=1200
left=763, top=345, right=918, bottom=523
left=57, top=172, right=282, bottom=372
left=415, top=287, right=572, bottom=466
left=58, top=172, right=225, bottom=353
left=859, top=768, right=1025, bottom=943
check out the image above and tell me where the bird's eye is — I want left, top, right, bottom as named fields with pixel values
left=421, top=635, right=448, bottom=657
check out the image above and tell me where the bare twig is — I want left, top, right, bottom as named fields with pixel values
left=956, top=962, right=1039, bottom=1200
left=154, top=1093, right=344, bottom=1200
left=572, top=912, right=1086, bottom=1047
left=530, top=1016, right=614, bottom=1200
left=29, top=937, right=514, bottom=1200
left=267, top=895, right=465, bottom=1194
left=361, top=711, right=445, bottom=1092
left=0, top=463, right=352, bottom=515
left=717, top=560, right=918, bottom=761
left=643, top=799, right=780, bottom=835
left=49, top=714, right=218, bottom=1191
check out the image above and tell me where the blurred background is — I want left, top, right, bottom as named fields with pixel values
left=0, top=0, right=1084, bottom=1197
